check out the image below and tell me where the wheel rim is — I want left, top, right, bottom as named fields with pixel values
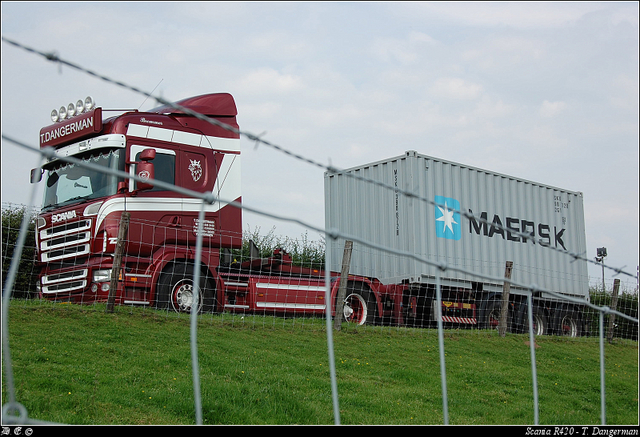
left=171, top=279, right=201, bottom=313
left=343, top=293, right=367, bottom=325
left=532, top=314, right=545, bottom=336
left=560, top=315, right=578, bottom=337
left=488, top=307, right=500, bottom=329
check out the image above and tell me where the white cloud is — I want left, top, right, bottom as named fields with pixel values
left=244, top=30, right=309, bottom=60
left=395, top=2, right=616, bottom=29
left=473, top=97, right=515, bottom=119
left=431, top=77, right=483, bottom=100
left=369, top=30, right=438, bottom=65
left=608, top=73, right=639, bottom=110
left=231, top=68, right=304, bottom=96
left=539, top=100, right=567, bottom=117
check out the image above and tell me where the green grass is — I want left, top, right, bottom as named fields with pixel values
left=2, top=300, right=638, bottom=425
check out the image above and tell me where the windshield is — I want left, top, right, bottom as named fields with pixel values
left=42, top=149, right=123, bottom=211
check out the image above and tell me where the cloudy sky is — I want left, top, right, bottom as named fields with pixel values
left=1, top=2, right=638, bottom=288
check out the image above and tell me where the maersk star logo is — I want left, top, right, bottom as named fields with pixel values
left=434, top=196, right=461, bottom=240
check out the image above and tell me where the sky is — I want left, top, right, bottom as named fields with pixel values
left=1, top=2, right=638, bottom=289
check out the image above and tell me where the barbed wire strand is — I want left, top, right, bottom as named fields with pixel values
left=4, top=134, right=636, bottom=325
left=1, top=36, right=637, bottom=426
left=3, top=134, right=637, bottom=426
left=0, top=134, right=346, bottom=425
left=1, top=35, right=635, bottom=281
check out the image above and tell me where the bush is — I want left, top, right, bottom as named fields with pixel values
left=236, top=225, right=325, bottom=270
left=2, top=204, right=39, bottom=298
left=589, top=287, right=638, bottom=341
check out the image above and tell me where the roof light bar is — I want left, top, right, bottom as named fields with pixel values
left=50, top=96, right=95, bottom=123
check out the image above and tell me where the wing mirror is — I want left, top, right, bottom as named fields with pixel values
left=132, top=148, right=156, bottom=192
left=30, top=168, right=43, bottom=183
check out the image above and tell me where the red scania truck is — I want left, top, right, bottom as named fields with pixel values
left=32, top=93, right=590, bottom=335
left=32, top=93, right=396, bottom=325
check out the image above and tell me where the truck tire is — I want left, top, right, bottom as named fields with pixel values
left=156, top=262, right=216, bottom=313
left=480, top=298, right=502, bottom=331
left=405, top=294, right=431, bottom=328
left=342, top=284, right=377, bottom=325
left=520, top=305, right=548, bottom=336
left=553, top=309, right=583, bottom=337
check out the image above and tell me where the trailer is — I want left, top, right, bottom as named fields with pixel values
left=324, top=150, right=590, bottom=336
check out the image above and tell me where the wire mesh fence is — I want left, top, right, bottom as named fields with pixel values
left=1, top=36, right=638, bottom=427
left=2, top=197, right=638, bottom=426
left=2, top=201, right=637, bottom=339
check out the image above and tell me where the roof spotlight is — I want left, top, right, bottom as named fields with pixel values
left=67, top=103, right=76, bottom=117
left=84, top=96, right=95, bottom=111
left=76, top=99, right=85, bottom=114
left=51, top=109, right=59, bottom=123
left=59, top=106, right=67, bottom=120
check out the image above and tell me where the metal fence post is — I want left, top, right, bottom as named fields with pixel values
left=324, top=231, right=341, bottom=425
left=190, top=202, right=207, bottom=425
left=435, top=270, right=449, bottom=425
left=527, top=291, right=539, bottom=425
left=599, top=309, right=607, bottom=425
left=1, top=155, right=44, bottom=424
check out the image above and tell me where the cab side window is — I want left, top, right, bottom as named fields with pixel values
left=134, top=150, right=175, bottom=191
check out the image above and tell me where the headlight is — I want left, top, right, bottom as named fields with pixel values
left=83, top=201, right=104, bottom=216
left=92, top=269, right=112, bottom=283
left=66, top=103, right=76, bottom=117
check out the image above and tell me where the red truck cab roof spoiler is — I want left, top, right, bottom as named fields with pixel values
left=150, top=93, right=237, bottom=117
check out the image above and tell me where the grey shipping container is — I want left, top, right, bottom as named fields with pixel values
left=324, top=150, right=589, bottom=301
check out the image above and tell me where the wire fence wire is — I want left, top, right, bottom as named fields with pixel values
left=1, top=36, right=638, bottom=426
left=2, top=35, right=635, bottom=282
left=1, top=157, right=637, bottom=427
left=4, top=202, right=635, bottom=335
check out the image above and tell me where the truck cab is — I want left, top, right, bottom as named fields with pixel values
left=33, top=94, right=242, bottom=311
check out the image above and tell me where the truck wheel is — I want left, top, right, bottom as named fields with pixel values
left=480, top=298, right=502, bottom=330
left=553, top=310, right=582, bottom=337
left=342, top=286, right=376, bottom=325
left=156, top=262, right=215, bottom=313
left=405, top=294, right=430, bottom=327
left=525, top=309, right=548, bottom=336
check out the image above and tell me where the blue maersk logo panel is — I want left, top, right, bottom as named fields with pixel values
left=434, top=196, right=461, bottom=240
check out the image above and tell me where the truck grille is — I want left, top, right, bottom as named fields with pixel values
left=39, top=219, right=92, bottom=262
left=41, top=269, right=88, bottom=294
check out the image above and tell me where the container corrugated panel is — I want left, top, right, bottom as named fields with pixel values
left=324, top=150, right=589, bottom=299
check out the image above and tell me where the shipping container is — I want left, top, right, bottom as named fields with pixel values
left=324, top=150, right=589, bottom=302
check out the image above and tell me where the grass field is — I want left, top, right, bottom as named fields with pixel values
left=2, top=300, right=638, bottom=425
